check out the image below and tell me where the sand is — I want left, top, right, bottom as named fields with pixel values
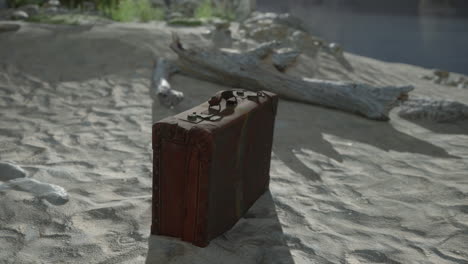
left=0, top=21, right=467, bottom=264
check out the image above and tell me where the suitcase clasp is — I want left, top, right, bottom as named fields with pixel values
left=187, top=112, right=198, bottom=121
left=183, top=111, right=222, bottom=123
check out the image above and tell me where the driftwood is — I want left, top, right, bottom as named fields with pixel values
left=399, top=98, right=468, bottom=122
left=150, top=58, right=183, bottom=108
left=271, top=48, right=301, bottom=72
left=169, top=35, right=414, bottom=121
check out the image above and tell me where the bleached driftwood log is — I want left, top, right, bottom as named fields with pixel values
left=272, top=48, right=300, bottom=72
left=150, top=58, right=183, bottom=108
left=399, top=98, right=468, bottom=122
left=170, top=35, right=414, bottom=121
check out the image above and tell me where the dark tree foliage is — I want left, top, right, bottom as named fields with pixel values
left=7, top=0, right=122, bottom=8
left=59, top=0, right=119, bottom=8
left=7, top=0, right=43, bottom=8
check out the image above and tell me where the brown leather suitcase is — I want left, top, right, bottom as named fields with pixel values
left=151, top=89, right=278, bottom=247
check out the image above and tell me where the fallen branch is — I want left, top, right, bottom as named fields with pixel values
left=169, top=34, right=414, bottom=121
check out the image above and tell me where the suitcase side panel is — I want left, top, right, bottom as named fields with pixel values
left=151, top=123, right=162, bottom=235
left=152, top=121, right=214, bottom=247
left=181, top=147, right=200, bottom=242
left=187, top=127, right=214, bottom=247
left=151, top=121, right=190, bottom=236
left=206, top=117, right=247, bottom=240
left=241, top=94, right=277, bottom=209
left=159, top=140, right=188, bottom=237
left=205, top=92, right=278, bottom=240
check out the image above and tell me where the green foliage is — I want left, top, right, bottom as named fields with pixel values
left=194, top=0, right=213, bottom=19
left=168, top=18, right=203, bottom=27
left=10, top=0, right=234, bottom=24
left=214, top=9, right=235, bottom=21
left=135, top=0, right=164, bottom=22
left=27, top=14, right=80, bottom=25
left=98, top=0, right=164, bottom=22
left=194, top=0, right=235, bottom=21
left=26, top=13, right=115, bottom=25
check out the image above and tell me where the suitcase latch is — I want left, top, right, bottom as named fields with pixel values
left=182, top=111, right=222, bottom=124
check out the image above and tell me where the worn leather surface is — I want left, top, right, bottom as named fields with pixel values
left=152, top=90, right=278, bottom=247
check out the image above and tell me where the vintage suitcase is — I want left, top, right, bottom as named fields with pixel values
left=151, top=89, right=278, bottom=247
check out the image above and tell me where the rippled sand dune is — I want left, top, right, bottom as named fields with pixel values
left=0, top=21, right=467, bottom=264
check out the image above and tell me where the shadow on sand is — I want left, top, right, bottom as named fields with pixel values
left=0, top=24, right=158, bottom=83
left=402, top=118, right=468, bottom=135
left=145, top=191, right=295, bottom=264
left=272, top=99, right=459, bottom=182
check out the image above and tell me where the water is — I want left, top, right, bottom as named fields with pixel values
left=257, top=1, right=468, bottom=75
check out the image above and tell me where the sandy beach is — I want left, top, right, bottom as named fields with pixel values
left=0, top=20, right=467, bottom=264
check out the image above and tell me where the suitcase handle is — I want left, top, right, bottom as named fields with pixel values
left=208, top=90, right=238, bottom=110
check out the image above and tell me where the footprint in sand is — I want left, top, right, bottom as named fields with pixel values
left=0, top=229, right=23, bottom=260
left=0, top=161, right=69, bottom=205
left=0, top=161, right=27, bottom=182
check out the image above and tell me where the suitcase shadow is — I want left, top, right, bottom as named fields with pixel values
left=145, top=191, right=295, bottom=264
left=271, top=99, right=460, bottom=182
